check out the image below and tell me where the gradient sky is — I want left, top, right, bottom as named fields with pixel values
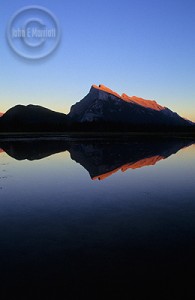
left=0, top=0, right=195, bottom=121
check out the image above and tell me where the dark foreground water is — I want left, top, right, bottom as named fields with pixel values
left=0, top=136, right=195, bottom=297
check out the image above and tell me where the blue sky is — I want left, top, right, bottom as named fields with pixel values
left=0, top=0, right=195, bottom=121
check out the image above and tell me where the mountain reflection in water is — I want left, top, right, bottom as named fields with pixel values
left=0, top=137, right=194, bottom=180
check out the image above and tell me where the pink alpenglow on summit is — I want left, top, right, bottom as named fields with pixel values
left=92, top=84, right=121, bottom=99
left=121, top=94, right=165, bottom=111
left=92, top=84, right=165, bottom=111
left=0, top=113, right=3, bottom=117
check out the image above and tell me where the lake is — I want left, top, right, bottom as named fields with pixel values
left=0, top=136, right=195, bottom=297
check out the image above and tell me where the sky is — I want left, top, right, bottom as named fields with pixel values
left=0, top=0, right=195, bottom=121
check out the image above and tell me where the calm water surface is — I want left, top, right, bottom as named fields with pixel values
left=0, top=137, right=195, bottom=295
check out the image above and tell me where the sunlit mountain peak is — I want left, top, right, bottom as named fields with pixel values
left=92, top=84, right=165, bottom=111
left=121, top=94, right=165, bottom=111
left=92, top=84, right=121, bottom=98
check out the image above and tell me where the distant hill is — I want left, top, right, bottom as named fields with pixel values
left=0, top=105, right=68, bottom=132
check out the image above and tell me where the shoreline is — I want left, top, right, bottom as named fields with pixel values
left=0, top=131, right=195, bottom=141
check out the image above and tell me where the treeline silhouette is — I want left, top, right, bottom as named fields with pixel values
left=68, top=120, right=195, bottom=133
left=0, top=118, right=194, bottom=133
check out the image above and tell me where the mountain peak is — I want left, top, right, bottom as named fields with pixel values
left=91, top=84, right=165, bottom=111
left=121, top=94, right=165, bottom=111
left=68, top=84, right=192, bottom=126
left=92, top=84, right=121, bottom=98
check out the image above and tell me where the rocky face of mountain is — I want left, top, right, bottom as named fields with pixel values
left=0, top=105, right=68, bottom=132
left=69, top=84, right=191, bottom=127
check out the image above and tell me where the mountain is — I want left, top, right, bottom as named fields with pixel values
left=0, top=113, right=3, bottom=117
left=69, top=84, right=192, bottom=129
left=0, top=105, right=68, bottom=132
left=0, top=85, right=194, bottom=133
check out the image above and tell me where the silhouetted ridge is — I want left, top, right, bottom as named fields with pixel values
left=0, top=105, right=68, bottom=132
left=0, top=84, right=194, bottom=133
